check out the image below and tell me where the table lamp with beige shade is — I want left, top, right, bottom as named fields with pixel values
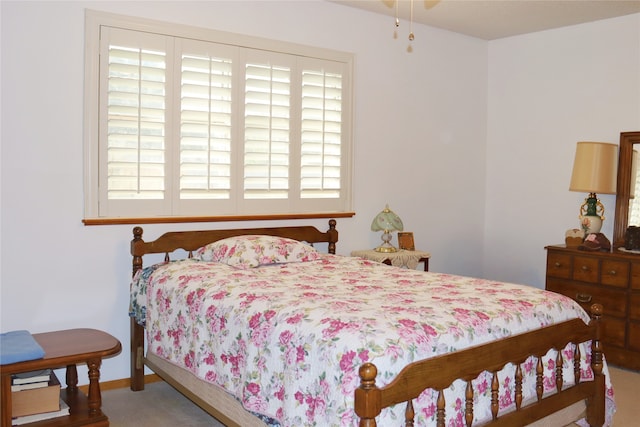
left=569, top=141, right=618, bottom=235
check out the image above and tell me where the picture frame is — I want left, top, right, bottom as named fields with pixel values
left=398, top=232, right=415, bottom=251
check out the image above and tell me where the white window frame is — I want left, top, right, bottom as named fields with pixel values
left=83, top=10, right=353, bottom=221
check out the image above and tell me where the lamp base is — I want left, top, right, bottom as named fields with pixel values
left=375, top=230, right=398, bottom=253
left=581, top=215, right=603, bottom=235
left=374, top=244, right=398, bottom=253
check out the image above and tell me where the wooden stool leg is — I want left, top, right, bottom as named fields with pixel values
left=87, top=358, right=102, bottom=414
left=1, top=375, right=12, bottom=427
left=66, top=364, right=78, bottom=393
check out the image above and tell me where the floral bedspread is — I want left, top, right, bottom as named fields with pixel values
left=130, top=255, right=615, bottom=426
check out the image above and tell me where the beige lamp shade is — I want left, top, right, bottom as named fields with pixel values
left=569, top=142, right=618, bottom=194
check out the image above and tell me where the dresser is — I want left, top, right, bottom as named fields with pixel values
left=545, top=245, right=640, bottom=370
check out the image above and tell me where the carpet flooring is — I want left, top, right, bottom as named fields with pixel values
left=104, top=380, right=223, bottom=427
left=102, top=366, right=639, bottom=426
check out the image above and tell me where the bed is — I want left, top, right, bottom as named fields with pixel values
left=129, top=220, right=613, bottom=427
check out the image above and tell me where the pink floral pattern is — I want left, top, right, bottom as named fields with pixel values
left=196, top=235, right=321, bottom=268
left=132, top=254, right=615, bottom=426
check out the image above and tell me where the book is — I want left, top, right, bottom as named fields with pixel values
left=11, top=380, right=50, bottom=392
left=11, top=372, right=60, bottom=417
left=12, top=399, right=69, bottom=425
left=11, top=368, right=51, bottom=385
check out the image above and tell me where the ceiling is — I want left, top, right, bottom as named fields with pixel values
left=332, top=0, right=640, bottom=40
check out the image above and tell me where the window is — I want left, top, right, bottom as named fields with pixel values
left=84, top=11, right=353, bottom=221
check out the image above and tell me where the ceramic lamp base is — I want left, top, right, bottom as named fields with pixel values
left=581, top=215, right=603, bottom=235
left=375, top=230, right=398, bottom=252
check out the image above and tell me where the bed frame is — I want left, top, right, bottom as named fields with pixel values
left=355, top=304, right=605, bottom=427
left=129, top=219, right=606, bottom=427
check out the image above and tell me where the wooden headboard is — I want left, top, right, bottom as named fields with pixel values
left=131, top=219, right=339, bottom=276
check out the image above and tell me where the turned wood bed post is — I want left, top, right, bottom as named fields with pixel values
left=354, top=363, right=381, bottom=427
left=130, top=319, right=145, bottom=391
left=587, top=303, right=605, bottom=427
left=327, top=219, right=338, bottom=254
left=130, top=226, right=146, bottom=391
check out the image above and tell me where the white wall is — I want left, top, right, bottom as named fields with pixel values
left=484, top=14, right=640, bottom=286
left=1, top=1, right=487, bottom=383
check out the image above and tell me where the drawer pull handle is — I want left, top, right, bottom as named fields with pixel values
left=608, top=270, right=616, bottom=276
left=554, top=262, right=562, bottom=268
left=576, top=293, right=593, bottom=303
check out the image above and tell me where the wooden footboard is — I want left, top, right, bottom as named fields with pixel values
left=355, top=304, right=605, bottom=427
left=129, top=220, right=339, bottom=391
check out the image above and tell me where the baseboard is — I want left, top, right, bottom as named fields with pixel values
left=78, top=373, right=163, bottom=393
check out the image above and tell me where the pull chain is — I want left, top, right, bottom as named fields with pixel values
left=394, top=1, right=415, bottom=41
left=409, top=0, right=415, bottom=41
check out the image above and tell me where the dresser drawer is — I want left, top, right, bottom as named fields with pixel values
left=572, top=256, right=599, bottom=283
left=630, top=294, right=640, bottom=321
left=603, top=318, right=627, bottom=348
left=632, top=263, right=640, bottom=290
left=546, top=252, right=571, bottom=279
left=601, top=260, right=629, bottom=288
left=546, top=279, right=627, bottom=318
left=629, top=322, right=640, bottom=352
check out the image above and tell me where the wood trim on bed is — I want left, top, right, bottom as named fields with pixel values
left=355, top=304, right=605, bottom=427
left=129, top=219, right=339, bottom=391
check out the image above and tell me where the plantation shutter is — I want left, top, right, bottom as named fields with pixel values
left=99, top=27, right=172, bottom=217
left=243, top=53, right=292, bottom=201
left=177, top=40, right=237, bottom=208
left=300, top=64, right=343, bottom=199
left=87, top=14, right=353, bottom=219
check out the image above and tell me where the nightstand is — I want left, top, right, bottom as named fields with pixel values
left=1, top=328, right=122, bottom=427
left=351, top=249, right=430, bottom=271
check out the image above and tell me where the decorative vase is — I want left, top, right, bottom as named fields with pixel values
left=580, top=215, right=602, bottom=235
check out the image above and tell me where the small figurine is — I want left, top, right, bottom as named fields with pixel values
left=565, top=228, right=584, bottom=248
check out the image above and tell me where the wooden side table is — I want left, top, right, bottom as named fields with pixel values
left=351, top=249, right=431, bottom=271
left=1, top=329, right=121, bottom=427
